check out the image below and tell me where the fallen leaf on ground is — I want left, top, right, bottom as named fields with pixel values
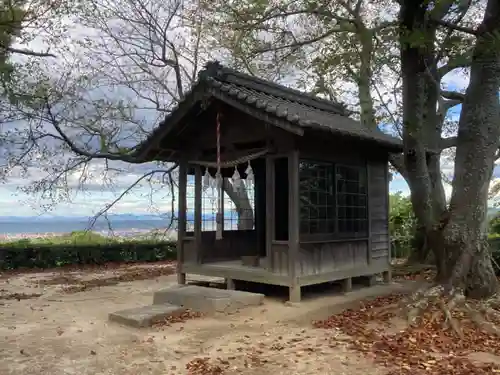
left=314, top=292, right=500, bottom=375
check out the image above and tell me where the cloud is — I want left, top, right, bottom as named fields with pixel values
left=0, top=156, right=178, bottom=217
left=0, top=3, right=481, bottom=218
left=442, top=69, right=469, bottom=92
left=0, top=183, right=172, bottom=217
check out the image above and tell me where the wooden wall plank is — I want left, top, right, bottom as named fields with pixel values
left=368, top=160, right=390, bottom=263
left=297, top=240, right=369, bottom=276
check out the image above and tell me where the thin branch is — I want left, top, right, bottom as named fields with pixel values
left=372, top=20, right=399, bottom=32
left=1, top=46, right=56, bottom=57
left=230, top=7, right=354, bottom=29
left=432, top=19, right=478, bottom=35
left=373, top=82, right=399, bottom=129
left=87, top=165, right=178, bottom=229
left=253, top=25, right=355, bottom=54
left=44, top=99, right=143, bottom=163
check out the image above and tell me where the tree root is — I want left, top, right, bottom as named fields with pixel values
left=399, top=284, right=500, bottom=337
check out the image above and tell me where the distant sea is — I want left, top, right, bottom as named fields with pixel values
left=0, top=213, right=238, bottom=239
left=0, top=217, right=174, bottom=240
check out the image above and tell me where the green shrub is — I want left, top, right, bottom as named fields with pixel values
left=489, top=215, right=500, bottom=236
left=488, top=236, right=500, bottom=273
left=0, top=234, right=177, bottom=270
left=389, top=192, right=416, bottom=258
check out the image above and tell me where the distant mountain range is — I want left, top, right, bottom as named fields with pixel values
left=1, top=207, right=499, bottom=222
left=0, top=213, right=169, bottom=222
left=0, top=211, right=225, bottom=223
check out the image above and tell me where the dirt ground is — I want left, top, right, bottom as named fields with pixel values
left=0, top=263, right=414, bottom=375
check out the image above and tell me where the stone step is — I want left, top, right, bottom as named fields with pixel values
left=109, top=303, right=185, bottom=328
left=153, top=285, right=264, bottom=314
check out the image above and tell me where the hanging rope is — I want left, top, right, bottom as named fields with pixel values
left=216, top=112, right=221, bottom=177
left=191, top=148, right=269, bottom=169
left=197, top=112, right=267, bottom=239
left=215, top=112, right=223, bottom=240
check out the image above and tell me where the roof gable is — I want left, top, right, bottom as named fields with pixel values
left=200, top=62, right=348, bottom=115
left=135, top=61, right=402, bottom=160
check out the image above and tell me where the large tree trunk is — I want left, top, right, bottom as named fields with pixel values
left=357, top=28, right=376, bottom=130
left=436, top=0, right=500, bottom=298
left=391, top=152, right=447, bottom=264
left=399, top=0, right=500, bottom=299
left=355, top=23, right=445, bottom=265
left=223, top=178, right=254, bottom=230
left=391, top=4, right=448, bottom=265
left=406, top=149, right=447, bottom=264
left=399, top=0, right=437, bottom=266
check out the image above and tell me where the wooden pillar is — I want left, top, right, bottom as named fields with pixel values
left=384, top=159, right=392, bottom=284
left=177, top=158, right=188, bottom=285
left=265, top=156, right=275, bottom=272
left=383, top=270, right=392, bottom=283
left=385, top=161, right=392, bottom=266
left=194, top=165, right=202, bottom=264
left=342, top=277, right=352, bottom=293
left=255, top=162, right=265, bottom=260
left=288, top=150, right=300, bottom=302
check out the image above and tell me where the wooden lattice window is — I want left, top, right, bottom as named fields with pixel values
left=336, top=165, right=368, bottom=235
left=299, top=161, right=336, bottom=235
left=299, top=160, right=368, bottom=238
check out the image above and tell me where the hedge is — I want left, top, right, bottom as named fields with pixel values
left=0, top=241, right=177, bottom=270
left=2, top=236, right=500, bottom=272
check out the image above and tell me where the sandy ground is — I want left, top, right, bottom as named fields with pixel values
left=0, top=265, right=413, bottom=375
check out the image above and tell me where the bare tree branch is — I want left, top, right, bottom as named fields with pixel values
left=0, top=46, right=55, bottom=57
left=441, top=90, right=466, bottom=102
left=432, top=19, right=478, bottom=35
left=87, top=164, right=178, bottom=229
left=43, top=99, right=143, bottom=163
left=440, top=136, right=458, bottom=150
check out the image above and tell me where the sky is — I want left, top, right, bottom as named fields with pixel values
left=0, top=55, right=480, bottom=218
left=0, top=5, right=495, bottom=218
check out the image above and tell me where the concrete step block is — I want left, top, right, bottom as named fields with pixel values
left=153, top=285, right=264, bottom=314
left=109, top=303, right=186, bottom=328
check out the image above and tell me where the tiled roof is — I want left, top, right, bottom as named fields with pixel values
left=135, top=61, right=402, bottom=159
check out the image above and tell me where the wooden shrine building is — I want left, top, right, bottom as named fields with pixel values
left=135, top=61, right=402, bottom=302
